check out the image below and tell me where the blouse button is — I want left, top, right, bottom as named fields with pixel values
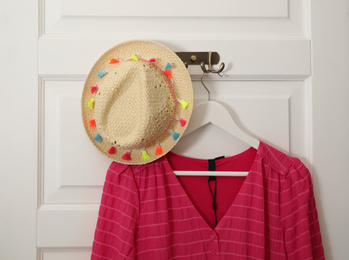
left=210, top=234, right=215, bottom=240
left=211, top=249, right=215, bottom=255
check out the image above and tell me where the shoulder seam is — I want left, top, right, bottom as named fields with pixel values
left=258, top=142, right=294, bottom=176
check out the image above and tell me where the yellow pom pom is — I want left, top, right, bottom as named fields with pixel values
left=88, top=99, right=95, bottom=109
left=131, top=55, right=138, bottom=62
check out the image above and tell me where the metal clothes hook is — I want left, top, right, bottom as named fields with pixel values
left=200, top=52, right=225, bottom=74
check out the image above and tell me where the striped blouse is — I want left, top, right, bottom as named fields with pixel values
left=91, top=141, right=324, bottom=259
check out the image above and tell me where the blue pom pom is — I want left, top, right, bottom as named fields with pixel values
left=97, top=71, right=108, bottom=78
left=171, top=131, right=180, bottom=141
left=94, top=132, right=102, bottom=142
left=164, top=62, right=172, bottom=70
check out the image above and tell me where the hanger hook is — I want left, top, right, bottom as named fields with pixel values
left=200, top=72, right=211, bottom=101
left=199, top=52, right=225, bottom=101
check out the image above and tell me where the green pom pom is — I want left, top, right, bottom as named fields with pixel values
left=142, top=150, right=150, bottom=160
left=88, top=99, right=95, bottom=109
left=180, top=100, right=189, bottom=109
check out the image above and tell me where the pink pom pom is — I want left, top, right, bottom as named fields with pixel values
left=91, top=86, right=98, bottom=94
left=108, top=146, right=116, bottom=154
left=179, top=118, right=187, bottom=127
left=122, top=151, right=131, bottom=161
left=149, top=58, right=156, bottom=62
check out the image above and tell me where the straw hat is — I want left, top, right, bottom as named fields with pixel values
left=81, top=40, right=193, bottom=164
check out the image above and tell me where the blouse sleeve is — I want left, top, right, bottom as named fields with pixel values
left=91, top=163, right=139, bottom=260
left=280, top=159, right=325, bottom=260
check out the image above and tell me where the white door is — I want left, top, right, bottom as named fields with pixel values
left=1, top=0, right=348, bottom=259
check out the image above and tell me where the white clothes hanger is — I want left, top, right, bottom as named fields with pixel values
left=174, top=71, right=259, bottom=176
left=182, top=101, right=260, bottom=150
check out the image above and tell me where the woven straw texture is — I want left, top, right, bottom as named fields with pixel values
left=81, top=40, right=193, bottom=164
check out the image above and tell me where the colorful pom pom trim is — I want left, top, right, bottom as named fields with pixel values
left=155, top=141, right=163, bottom=156
left=88, top=99, right=95, bottom=109
left=177, top=99, right=189, bottom=109
left=141, top=148, right=151, bottom=161
left=165, top=62, right=172, bottom=70
left=97, top=71, right=108, bottom=78
left=175, top=115, right=187, bottom=127
left=89, top=119, right=96, bottom=128
left=109, top=58, right=119, bottom=64
left=168, top=129, right=180, bottom=141
left=91, top=86, right=98, bottom=94
left=108, top=146, right=116, bottom=154
left=94, top=132, right=102, bottom=142
left=122, top=150, right=132, bottom=161
left=164, top=69, right=172, bottom=80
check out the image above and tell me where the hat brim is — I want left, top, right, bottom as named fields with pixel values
left=81, top=40, right=193, bottom=164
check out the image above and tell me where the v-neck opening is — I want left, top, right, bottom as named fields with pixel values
left=163, top=141, right=262, bottom=232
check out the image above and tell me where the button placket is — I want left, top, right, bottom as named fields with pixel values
left=206, top=231, right=219, bottom=257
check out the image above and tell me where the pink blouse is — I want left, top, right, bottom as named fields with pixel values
left=91, top=141, right=324, bottom=259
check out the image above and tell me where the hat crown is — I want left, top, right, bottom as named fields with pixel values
left=94, top=61, right=175, bottom=149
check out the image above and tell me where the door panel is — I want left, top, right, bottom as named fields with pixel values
left=42, top=81, right=108, bottom=205
left=43, top=0, right=299, bottom=35
left=50, top=0, right=288, bottom=18
left=37, top=205, right=97, bottom=248
left=40, top=250, right=91, bottom=260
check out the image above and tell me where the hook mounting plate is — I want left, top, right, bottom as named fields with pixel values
left=175, top=52, right=220, bottom=67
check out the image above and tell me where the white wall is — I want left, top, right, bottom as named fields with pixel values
left=311, top=0, right=349, bottom=258
left=0, top=0, right=38, bottom=259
